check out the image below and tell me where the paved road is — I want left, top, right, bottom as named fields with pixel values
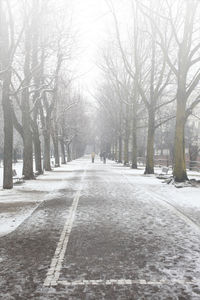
left=0, top=158, right=200, bottom=299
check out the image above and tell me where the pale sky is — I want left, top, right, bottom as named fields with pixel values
left=71, top=0, right=112, bottom=99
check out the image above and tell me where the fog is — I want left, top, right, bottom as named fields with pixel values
left=0, top=0, right=200, bottom=189
left=1, top=2, right=200, bottom=299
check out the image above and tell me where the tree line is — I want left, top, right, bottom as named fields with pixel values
left=95, top=0, right=200, bottom=182
left=0, top=0, right=88, bottom=189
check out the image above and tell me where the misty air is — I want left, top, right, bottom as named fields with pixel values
left=0, top=0, right=200, bottom=299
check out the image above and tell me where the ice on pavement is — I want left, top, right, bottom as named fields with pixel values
left=0, top=157, right=199, bottom=237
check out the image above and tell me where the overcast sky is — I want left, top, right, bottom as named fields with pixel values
left=71, top=0, right=111, bottom=97
left=69, top=0, right=132, bottom=106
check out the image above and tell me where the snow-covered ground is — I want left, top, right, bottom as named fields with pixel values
left=0, top=160, right=23, bottom=187
left=0, top=160, right=84, bottom=237
left=0, top=157, right=199, bottom=238
left=113, top=162, right=200, bottom=229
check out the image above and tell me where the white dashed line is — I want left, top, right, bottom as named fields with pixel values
left=55, top=278, right=200, bottom=287
left=44, top=167, right=200, bottom=289
left=43, top=169, right=87, bottom=287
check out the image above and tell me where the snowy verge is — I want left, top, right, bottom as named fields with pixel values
left=112, top=162, right=200, bottom=227
left=0, top=160, right=84, bottom=237
left=0, top=158, right=199, bottom=237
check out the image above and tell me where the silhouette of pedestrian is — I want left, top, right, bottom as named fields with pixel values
left=91, top=152, right=95, bottom=163
left=102, top=151, right=106, bottom=164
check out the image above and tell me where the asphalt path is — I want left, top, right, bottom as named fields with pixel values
left=0, top=158, right=200, bottom=299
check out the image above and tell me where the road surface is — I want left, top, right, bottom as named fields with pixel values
left=0, top=157, right=200, bottom=299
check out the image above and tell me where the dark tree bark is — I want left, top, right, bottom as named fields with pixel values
left=31, top=0, right=43, bottom=175
left=43, top=115, right=52, bottom=171
left=51, top=124, right=60, bottom=167
left=32, top=120, right=43, bottom=174
left=111, top=142, right=115, bottom=161
left=189, top=144, right=199, bottom=170
left=123, top=104, right=130, bottom=165
left=173, top=97, right=188, bottom=181
left=2, top=71, right=13, bottom=189
left=131, top=106, right=137, bottom=169
left=66, top=143, right=71, bottom=162
left=22, top=20, right=34, bottom=180
left=114, top=140, right=118, bottom=161
left=145, top=108, right=155, bottom=174
left=60, top=138, right=66, bottom=164
left=118, top=134, right=122, bottom=163
left=0, top=1, right=13, bottom=189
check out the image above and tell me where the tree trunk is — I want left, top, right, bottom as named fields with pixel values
left=51, top=128, right=60, bottom=167
left=114, top=140, right=118, bottom=161
left=31, top=0, right=42, bottom=175
left=189, top=144, right=198, bottom=170
left=43, top=128, right=51, bottom=171
left=123, top=137, right=129, bottom=165
left=173, top=98, right=188, bottom=181
left=2, top=72, right=13, bottom=189
left=33, top=126, right=43, bottom=174
left=118, top=135, right=122, bottom=163
left=22, top=117, right=34, bottom=179
left=145, top=109, right=155, bottom=174
left=13, top=148, right=18, bottom=164
left=111, top=143, right=115, bottom=160
left=0, top=2, right=13, bottom=189
left=123, top=104, right=130, bottom=165
left=67, top=143, right=71, bottom=162
left=22, top=19, right=34, bottom=180
left=22, top=89, right=34, bottom=179
left=131, top=106, right=137, bottom=169
left=60, top=139, right=66, bottom=164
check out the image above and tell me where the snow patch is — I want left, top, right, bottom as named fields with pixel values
left=0, top=159, right=85, bottom=237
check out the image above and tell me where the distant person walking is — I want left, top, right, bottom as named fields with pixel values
left=102, top=151, right=106, bottom=164
left=91, top=152, right=95, bottom=163
left=100, top=152, right=103, bottom=161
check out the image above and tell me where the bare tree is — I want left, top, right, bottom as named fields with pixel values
left=0, top=0, right=23, bottom=188
left=106, top=0, right=174, bottom=173
left=139, top=0, right=200, bottom=181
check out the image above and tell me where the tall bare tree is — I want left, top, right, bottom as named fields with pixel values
left=142, top=0, right=200, bottom=181
left=0, top=0, right=23, bottom=188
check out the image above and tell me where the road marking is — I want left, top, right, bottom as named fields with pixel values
left=43, top=169, right=87, bottom=287
left=55, top=278, right=200, bottom=287
left=44, top=166, right=199, bottom=289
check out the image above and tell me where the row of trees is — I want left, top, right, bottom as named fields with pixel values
left=0, top=0, right=87, bottom=189
left=95, top=0, right=200, bottom=182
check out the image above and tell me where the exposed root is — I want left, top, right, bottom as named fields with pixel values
left=158, top=176, right=200, bottom=188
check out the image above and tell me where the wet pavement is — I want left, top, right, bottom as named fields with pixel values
left=0, top=158, right=200, bottom=299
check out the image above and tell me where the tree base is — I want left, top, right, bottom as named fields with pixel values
left=144, top=169, right=154, bottom=174
left=131, top=163, right=137, bottom=169
left=23, top=175, right=36, bottom=180
left=3, top=185, right=13, bottom=190
left=173, top=171, right=188, bottom=183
